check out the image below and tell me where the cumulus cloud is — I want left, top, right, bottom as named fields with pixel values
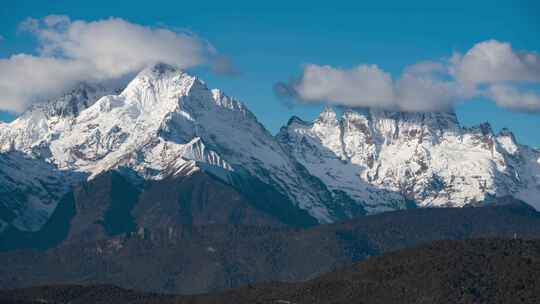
left=0, top=15, right=232, bottom=112
left=0, top=55, right=94, bottom=112
left=487, top=85, right=540, bottom=112
left=280, top=64, right=395, bottom=108
left=394, top=69, right=466, bottom=112
left=276, top=40, right=540, bottom=113
left=451, top=40, right=540, bottom=85
left=276, top=62, right=469, bottom=112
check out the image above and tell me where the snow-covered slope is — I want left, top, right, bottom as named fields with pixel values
left=278, top=107, right=540, bottom=213
left=1, top=63, right=539, bottom=233
left=0, top=83, right=121, bottom=233
left=0, top=64, right=340, bottom=231
left=0, top=152, right=83, bottom=232
left=0, top=83, right=123, bottom=154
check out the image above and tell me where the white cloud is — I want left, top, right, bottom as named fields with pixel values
left=394, top=71, right=464, bottom=112
left=488, top=85, right=540, bottom=112
left=0, top=55, right=94, bottom=112
left=276, top=62, right=468, bottom=112
left=0, top=15, right=232, bottom=112
left=277, top=40, right=540, bottom=113
left=452, top=40, right=540, bottom=85
left=289, top=64, right=395, bottom=108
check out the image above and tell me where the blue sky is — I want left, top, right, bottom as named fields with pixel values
left=1, top=0, right=539, bottom=146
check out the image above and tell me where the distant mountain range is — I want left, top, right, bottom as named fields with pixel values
left=1, top=63, right=539, bottom=237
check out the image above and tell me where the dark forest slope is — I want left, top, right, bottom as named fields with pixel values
left=1, top=195, right=540, bottom=294
left=2, top=239, right=539, bottom=304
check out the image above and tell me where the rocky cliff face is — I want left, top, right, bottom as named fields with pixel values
left=278, top=107, right=540, bottom=213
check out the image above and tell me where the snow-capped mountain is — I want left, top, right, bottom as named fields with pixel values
left=0, top=83, right=123, bottom=154
left=0, top=64, right=340, bottom=232
left=277, top=107, right=540, bottom=213
left=1, top=63, right=539, bottom=234
left=0, top=82, right=122, bottom=233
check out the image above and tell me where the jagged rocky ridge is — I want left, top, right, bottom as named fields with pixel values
left=0, top=63, right=539, bottom=233
left=278, top=107, right=540, bottom=213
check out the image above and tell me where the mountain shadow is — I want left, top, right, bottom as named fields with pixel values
left=1, top=197, right=540, bottom=294
left=0, top=191, right=76, bottom=250
left=2, top=238, right=539, bottom=304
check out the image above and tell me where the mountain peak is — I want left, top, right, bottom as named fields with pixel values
left=342, top=109, right=370, bottom=122
left=117, top=64, right=208, bottom=118
left=137, top=62, right=185, bottom=78
left=22, top=81, right=123, bottom=120
left=369, top=109, right=459, bottom=128
left=471, top=122, right=493, bottom=136
left=286, top=115, right=308, bottom=126
left=497, top=128, right=517, bottom=144
left=126, top=63, right=206, bottom=96
left=316, top=106, right=338, bottom=124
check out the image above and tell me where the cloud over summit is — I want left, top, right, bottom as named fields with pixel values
left=0, top=15, right=232, bottom=112
left=276, top=40, right=540, bottom=113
